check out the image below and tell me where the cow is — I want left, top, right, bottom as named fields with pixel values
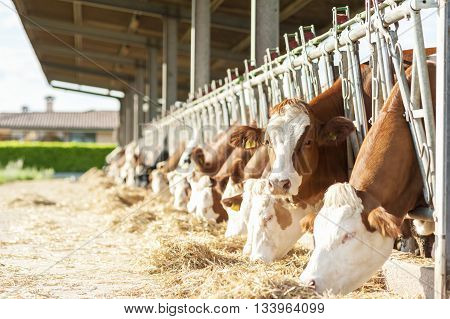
left=221, top=146, right=270, bottom=237
left=299, top=61, right=436, bottom=295
left=187, top=146, right=254, bottom=223
left=222, top=66, right=374, bottom=262
left=229, top=64, right=373, bottom=203
left=150, top=161, right=168, bottom=194
left=149, top=142, right=186, bottom=194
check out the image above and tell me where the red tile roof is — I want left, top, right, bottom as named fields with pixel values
left=0, top=111, right=119, bottom=131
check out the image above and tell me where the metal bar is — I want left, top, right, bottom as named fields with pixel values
left=156, top=1, right=414, bottom=127
left=435, top=0, right=449, bottom=300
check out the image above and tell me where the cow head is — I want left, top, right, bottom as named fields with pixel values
left=299, top=183, right=401, bottom=294
left=167, top=170, right=190, bottom=211
left=243, top=179, right=307, bottom=262
left=150, top=162, right=168, bottom=194
left=230, top=98, right=354, bottom=197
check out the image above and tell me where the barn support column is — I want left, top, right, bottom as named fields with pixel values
left=135, top=67, right=145, bottom=138
left=118, top=98, right=126, bottom=146
left=162, top=17, right=178, bottom=117
left=435, top=0, right=450, bottom=299
left=250, top=0, right=279, bottom=66
left=190, top=0, right=210, bottom=95
left=147, top=46, right=159, bottom=121
left=124, top=91, right=134, bottom=144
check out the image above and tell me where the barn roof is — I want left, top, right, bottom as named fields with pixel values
left=12, top=0, right=364, bottom=102
left=0, top=111, right=119, bottom=131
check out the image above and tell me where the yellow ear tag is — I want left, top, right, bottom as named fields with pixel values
left=245, top=140, right=256, bottom=149
left=328, top=132, right=337, bottom=141
left=231, top=203, right=240, bottom=211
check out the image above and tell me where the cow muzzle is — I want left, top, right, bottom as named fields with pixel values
left=268, top=179, right=291, bottom=195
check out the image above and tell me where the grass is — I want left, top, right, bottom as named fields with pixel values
left=0, top=159, right=54, bottom=184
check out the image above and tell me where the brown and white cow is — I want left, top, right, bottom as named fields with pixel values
left=299, top=61, right=436, bottom=295
left=224, top=70, right=372, bottom=261
left=229, top=65, right=372, bottom=202
left=221, top=146, right=270, bottom=237
left=187, top=145, right=254, bottom=223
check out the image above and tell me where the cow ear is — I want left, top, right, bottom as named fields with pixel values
left=300, top=212, right=317, bottom=233
left=318, top=116, right=355, bottom=146
left=229, top=126, right=265, bottom=149
left=213, top=175, right=229, bottom=193
left=364, top=208, right=402, bottom=238
left=222, top=194, right=243, bottom=208
left=190, top=147, right=205, bottom=168
left=230, top=159, right=245, bottom=184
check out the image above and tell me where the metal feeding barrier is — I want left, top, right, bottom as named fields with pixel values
left=143, top=0, right=448, bottom=297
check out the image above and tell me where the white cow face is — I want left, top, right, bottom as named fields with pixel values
left=187, top=175, right=217, bottom=222
left=167, top=171, right=190, bottom=211
left=222, top=179, right=245, bottom=237
left=299, top=183, right=396, bottom=295
left=245, top=179, right=308, bottom=262
left=265, top=103, right=311, bottom=196
left=151, top=169, right=168, bottom=194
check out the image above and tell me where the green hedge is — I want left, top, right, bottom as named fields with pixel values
left=0, top=141, right=116, bottom=172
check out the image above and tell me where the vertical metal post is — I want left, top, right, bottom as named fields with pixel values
left=147, top=46, right=159, bottom=121
left=162, top=17, right=178, bottom=117
left=125, top=91, right=133, bottom=144
left=190, top=0, right=210, bottom=95
left=135, top=67, right=145, bottom=138
left=251, top=0, right=279, bottom=66
left=435, top=0, right=449, bottom=300
left=118, top=98, right=126, bottom=146
left=133, top=93, right=139, bottom=142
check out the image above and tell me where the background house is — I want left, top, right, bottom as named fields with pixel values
left=0, top=97, right=118, bottom=143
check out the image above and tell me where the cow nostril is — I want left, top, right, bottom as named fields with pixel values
left=281, top=179, right=291, bottom=191
left=308, top=280, right=316, bottom=289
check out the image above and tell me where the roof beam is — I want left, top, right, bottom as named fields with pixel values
left=42, top=61, right=134, bottom=82
left=25, top=15, right=149, bottom=46
left=280, top=0, right=314, bottom=21
left=36, top=44, right=139, bottom=65
left=212, top=0, right=313, bottom=70
left=25, top=16, right=246, bottom=62
left=45, top=73, right=124, bottom=91
left=73, top=1, right=83, bottom=68
left=57, top=0, right=249, bottom=33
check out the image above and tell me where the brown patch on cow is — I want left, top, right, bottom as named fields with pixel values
left=243, top=146, right=270, bottom=180
left=190, top=147, right=205, bottom=168
left=273, top=201, right=292, bottom=230
left=362, top=207, right=402, bottom=238
left=270, top=97, right=309, bottom=116
left=230, top=159, right=245, bottom=184
left=213, top=175, right=230, bottom=195
left=212, top=187, right=228, bottom=223
left=350, top=62, right=436, bottom=233
left=300, top=212, right=317, bottom=233
left=162, top=141, right=186, bottom=173
left=229, top=126, right=265, bottom=149
left=317, top=117, right=355, bottom=146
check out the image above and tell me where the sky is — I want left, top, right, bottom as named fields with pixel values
left=0, top=0, right=119, bottom=113
left=0, top=1, right=437, bottom=113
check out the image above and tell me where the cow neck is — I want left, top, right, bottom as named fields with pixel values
left=349, top=78, right=424, bottom=224
left=212, top=186, right=228, bottom=223
left=290, top=118, right=348, bottom=207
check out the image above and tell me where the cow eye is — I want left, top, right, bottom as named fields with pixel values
left=341, top=232, right=355, bottom=244
left=264, top=139, right=271, bottom=146
left=304, top=139, right=312, bottom=146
